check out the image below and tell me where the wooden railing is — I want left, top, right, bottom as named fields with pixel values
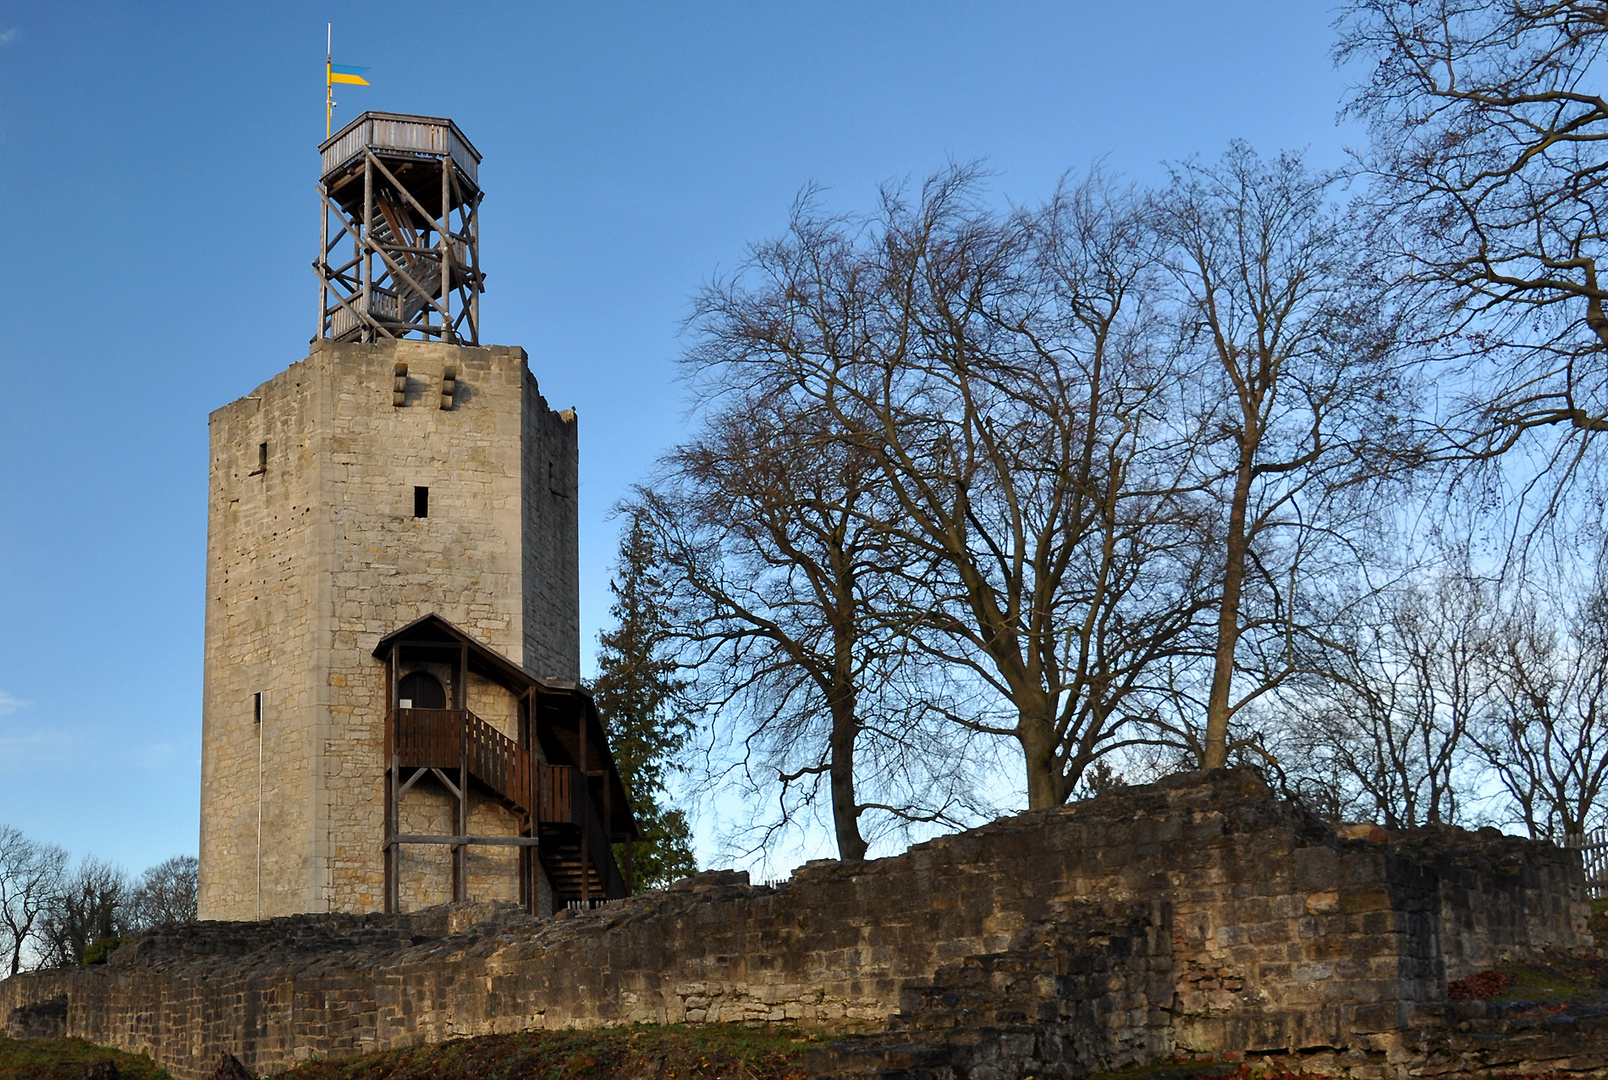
left=467, top=711, right=528, bottom=812
left=537, top=763, right=575, bottom=825
left=390, top=707, right=464, bottom=768
left=581, top=788, right=628, bottom=899
left=389, top=712, right=616, bottom=839
left=329, top=288, right=400, bottom=340
left=389, top=707, right=528, bottom=817
left=321, top=114, right=480, bottom=184
left=536, top=763, right=627, bottom=898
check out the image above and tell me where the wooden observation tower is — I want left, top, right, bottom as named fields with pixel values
left=316, top=112, right=484, bottom=345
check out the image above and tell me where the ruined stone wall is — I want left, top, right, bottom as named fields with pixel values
left=1391, top=826, right=1587, bottom=980
left=14, top=773, right=1590, bottom=1080
left=200, top=340, right=576, bottom=922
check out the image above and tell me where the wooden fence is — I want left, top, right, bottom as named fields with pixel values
left=1566, top=827, right=1608, bottom=899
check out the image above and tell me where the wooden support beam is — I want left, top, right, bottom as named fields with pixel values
left=362, top=152, right=373, bottom=341
left=457, top=644, right=468, bottom=710
left=399, top=768, right=428, bottom=797
left=429, top=767, right=461, bottom=800
left=386, top=752, right=399, bottom=914
left=579, top=709, right=590, bottom=907
left=456, top=703, right=468, bottom=902
left=318, top=181, right=329, bottom=340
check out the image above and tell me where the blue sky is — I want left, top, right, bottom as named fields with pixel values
left=0, top=2, right=1363, bottom=874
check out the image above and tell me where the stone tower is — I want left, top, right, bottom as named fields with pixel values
left=198, top=114, right=631, bottom=922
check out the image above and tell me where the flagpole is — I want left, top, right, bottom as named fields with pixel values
left=325, top=22, right=334, bottom=139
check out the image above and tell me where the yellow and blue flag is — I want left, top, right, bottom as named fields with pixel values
left=329, top=63, right=370, bottom=87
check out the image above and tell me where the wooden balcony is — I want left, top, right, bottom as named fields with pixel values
left=388, top=707, right=531, bottom=817
left=375, top=615, right=640, bottom=913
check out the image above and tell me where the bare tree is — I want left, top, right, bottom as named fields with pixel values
left=1150, top=143, right=1417, bottom=768
left=635, top=375, right=981, bottom=859
left=127, top=855, right=199, bottom=932
left=36, top=858, right=128, bottom=968
left=1276, top=573, right=1489, bottom=827
left=1478, top=570, right=1608, bottom=838
left=690, top=166, right=1212, bottom=810
left=1338, top=0, right=1608, bottom=518
left=0, top=826, right=67, bottom=976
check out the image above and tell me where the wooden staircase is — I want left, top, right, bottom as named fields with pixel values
left=372, top=197, right=442, bottom=319
left=532, top=762, right=629, bottom=904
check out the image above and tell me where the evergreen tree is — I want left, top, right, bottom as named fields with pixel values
left=594, top=511, right=699, bottom=890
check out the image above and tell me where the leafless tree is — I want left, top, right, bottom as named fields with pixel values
left=126, top=855, right=198, bottom=931
left=36, top=858, right=127, bottom=969
left=633, top=373, right=983, bottom=860
left=1338, top=0, right=1608, bottom=526
left=689, top=167, right=1213, bottom=810
left=1477, top=568, right=1608, bottom=838
left=1149, top=143, right=1418, bottom=768
left=1274, top=573, right=1490, bottom=827
left=0, top=826, right=67, bottom=976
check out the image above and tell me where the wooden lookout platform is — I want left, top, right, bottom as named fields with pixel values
left=317, top=113, right=484, bottom=346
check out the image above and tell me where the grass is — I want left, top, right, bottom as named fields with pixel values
left=1491, top=959, right=1603, bottom=1003
left=0, top=1026, right=818, bottom=1080
left=0, top=1036, right=172, bottom=1079
left=273, top=1023, right=823, bottom=1080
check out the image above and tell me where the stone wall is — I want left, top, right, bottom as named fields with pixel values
left=519, top=365, right=580, bottom=682
left=7, top=772, right=1591, bottom=1080
left=199, top=340, right=578, bottom=922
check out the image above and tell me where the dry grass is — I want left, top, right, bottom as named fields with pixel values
left=272, top=1023, right=822, bottom=1080
left=0, top=1036, right=172, bottom=1079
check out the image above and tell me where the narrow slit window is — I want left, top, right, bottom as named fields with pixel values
left=414, top=486, right=429, bottom=518
left=250, top=442, right=267, bottom=476
left=253, top=691, right=262, bottom=725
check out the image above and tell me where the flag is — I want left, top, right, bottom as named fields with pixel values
left=329, top=63, right=370, bottom=86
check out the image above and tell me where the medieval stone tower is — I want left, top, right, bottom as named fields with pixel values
left=199, top=114, right=635, bottom=922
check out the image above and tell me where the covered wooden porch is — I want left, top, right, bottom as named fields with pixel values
left=374, top=615, right=638, bottom=914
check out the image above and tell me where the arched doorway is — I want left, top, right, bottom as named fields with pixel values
left=397, top=671, right=446, bottom=709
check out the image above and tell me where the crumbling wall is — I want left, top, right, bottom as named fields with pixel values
left=1390, top=825, right=1586, bottom=980
left=1, top=772, right=1590, bottom=1080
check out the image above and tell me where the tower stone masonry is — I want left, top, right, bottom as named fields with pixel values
left=200, top=110, right=634, bottom=927
left=199, top=339, right=582, bottom=920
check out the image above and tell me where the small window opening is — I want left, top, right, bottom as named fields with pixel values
left=414, top=486, right=429, bottom=518
left=253, top=691, right=262, bottom=725
left=250, top=442, right=267, bottom=476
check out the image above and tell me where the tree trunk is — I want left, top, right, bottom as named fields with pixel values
left=828, top=693, right=868, bottom=861
left=826, top=545, right=868, bottom=862
left=1203, top=453, right=1254, bottom=769
left=1018, top=691, right=1066, bottom=809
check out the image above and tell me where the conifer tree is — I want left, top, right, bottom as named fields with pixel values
left=594, top=511, right=699, bottom=890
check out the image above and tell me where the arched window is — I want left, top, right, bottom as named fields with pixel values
left=397, top=671, right=446, bottom=710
